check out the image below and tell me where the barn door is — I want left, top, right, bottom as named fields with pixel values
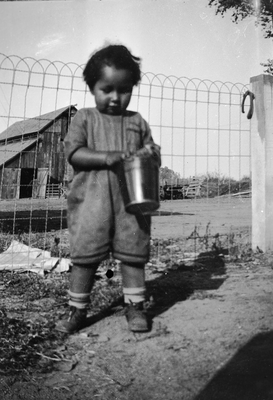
left=20, top=168, right=36, bottom=198
left=35, top=168, right=48, bottom=198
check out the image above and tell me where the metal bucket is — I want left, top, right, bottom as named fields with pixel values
left=123, top=155, right=160, bottom=215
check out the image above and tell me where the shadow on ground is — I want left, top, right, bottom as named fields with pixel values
left=0, top=209, right=196, bottom=234
left=150, top=210, right=194, bottom=216
left=85, top=250, right=227, bottom=328
left=146, top=250, right=226, bottom=317
left=194, top=331, right=273, bottom=400
left=0, top=210, right=67, bottom=233
left=0, top=210, right=196, bottom=233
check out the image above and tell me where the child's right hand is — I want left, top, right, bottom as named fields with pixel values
left=105, top=152, right=126, bottom=166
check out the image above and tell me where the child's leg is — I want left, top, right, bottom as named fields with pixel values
left=55, top=263, right=99, bottom=333
left=69, top=263, right=98, bottom=307
left=121, top=263, right=149, bottom=332
left=121, top=263, right=146, bottom=303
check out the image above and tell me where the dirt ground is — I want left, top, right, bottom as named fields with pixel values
left=2, top=197, right=273, bottom=400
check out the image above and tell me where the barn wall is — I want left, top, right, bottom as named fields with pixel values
left=4, top=143, right=38, bottom=169
left=37, top=116, right=68, bottom=183
left=0, top=112, right=71, bottom=199
left=4, top=115, right=69, bottom=181
left=0, top=167, right=20, bottom=199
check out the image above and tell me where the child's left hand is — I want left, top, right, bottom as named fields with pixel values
left=136, top=144, right=157, bottom=157
left=136, top=144, right=161, bottom=166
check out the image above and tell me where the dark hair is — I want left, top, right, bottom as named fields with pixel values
left=83, top=44, right=142, bottom=90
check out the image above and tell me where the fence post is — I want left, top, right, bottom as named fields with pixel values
left=250, top=74, right=273, bottom=252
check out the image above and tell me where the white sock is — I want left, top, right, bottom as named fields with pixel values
left=123, top=286, right=146, bottom=304
left=68, top=290, right=90, bottom=309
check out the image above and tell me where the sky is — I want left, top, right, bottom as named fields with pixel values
left=0, top=0, right=272, bottom=179
left=0, top=0, right=272, bottom=83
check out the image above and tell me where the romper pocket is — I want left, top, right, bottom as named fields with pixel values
left=67, top=171, right=88, bottom=205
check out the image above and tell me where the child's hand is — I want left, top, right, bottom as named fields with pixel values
left=136, top=144, right=154, bottom=157
left=105, top=152, right=126, bottom=166
left=136, top=144, right=159, bottom=157
left=136, top=144, right=161, bottom=166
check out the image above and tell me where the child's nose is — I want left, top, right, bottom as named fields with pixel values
left=111, top=91, right=120, bottom=102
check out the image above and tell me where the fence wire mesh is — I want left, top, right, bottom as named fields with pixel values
left=0, top=54, right=251, bottom=265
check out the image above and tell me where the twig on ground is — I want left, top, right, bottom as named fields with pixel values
left=36, top=352, right=62, bottom=362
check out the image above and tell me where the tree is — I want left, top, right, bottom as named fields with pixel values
left=159, top=166, right=181, bottom=185
left=260, top=58, right=273, bottom=74
left=208, top=0, right=273, bottom=38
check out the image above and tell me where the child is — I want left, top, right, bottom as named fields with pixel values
left=56, top=44, right=161, bottom=334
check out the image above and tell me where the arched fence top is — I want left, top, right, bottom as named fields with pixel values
left=0, top=53, right=85, bottom=77
left=0, top=53, right=249, bottom=95
left=141, top=71, right=249, bottom=93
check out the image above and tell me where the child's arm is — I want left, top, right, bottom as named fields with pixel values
left=133, top=118, right=161, bottom=166
left=126, top=117, right=161, bottom=165
left=70, top=147, right=125, bottom=169
left=65, top=109, right=126, bottom=170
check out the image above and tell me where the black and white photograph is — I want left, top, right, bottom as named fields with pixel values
left=0, top=1, right=273, bottom=399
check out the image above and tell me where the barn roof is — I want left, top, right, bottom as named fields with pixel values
left=0, top=105, right=77, bottom=143
left=0, top=138, right=38, bottom=167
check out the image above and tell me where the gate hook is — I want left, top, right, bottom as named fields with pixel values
left=242, top=90, right=255, bottom=119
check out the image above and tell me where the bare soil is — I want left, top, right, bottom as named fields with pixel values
left=2, top=197, right=273, bottom=400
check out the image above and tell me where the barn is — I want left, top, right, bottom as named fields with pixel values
left=0, top=105, right=77, bottom=200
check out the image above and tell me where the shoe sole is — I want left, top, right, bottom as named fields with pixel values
left=129, top=326, right=149, bottom=332
left=55, top=322, right=83, bottom=334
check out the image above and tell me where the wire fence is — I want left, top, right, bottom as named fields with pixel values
left=0, top=54, right=252, bottom=260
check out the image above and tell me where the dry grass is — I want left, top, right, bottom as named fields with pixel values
left=0, top=259, right=122, bottom=375
left=199, top=174, right=251, bottom=198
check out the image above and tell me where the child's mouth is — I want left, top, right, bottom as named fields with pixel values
left=107, top=106, right=121, bottom=115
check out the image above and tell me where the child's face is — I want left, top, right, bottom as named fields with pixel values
left=91, top=65, right=133, bottom=115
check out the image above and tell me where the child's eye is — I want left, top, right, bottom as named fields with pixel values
left=120, top=88, right=132, bottom=94
left=102, top=87, right=112, bottom=94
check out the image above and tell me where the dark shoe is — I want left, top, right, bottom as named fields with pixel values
left=125, top=302, right=149, bottom=332
left=55, top=306, right=87, bottom=334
